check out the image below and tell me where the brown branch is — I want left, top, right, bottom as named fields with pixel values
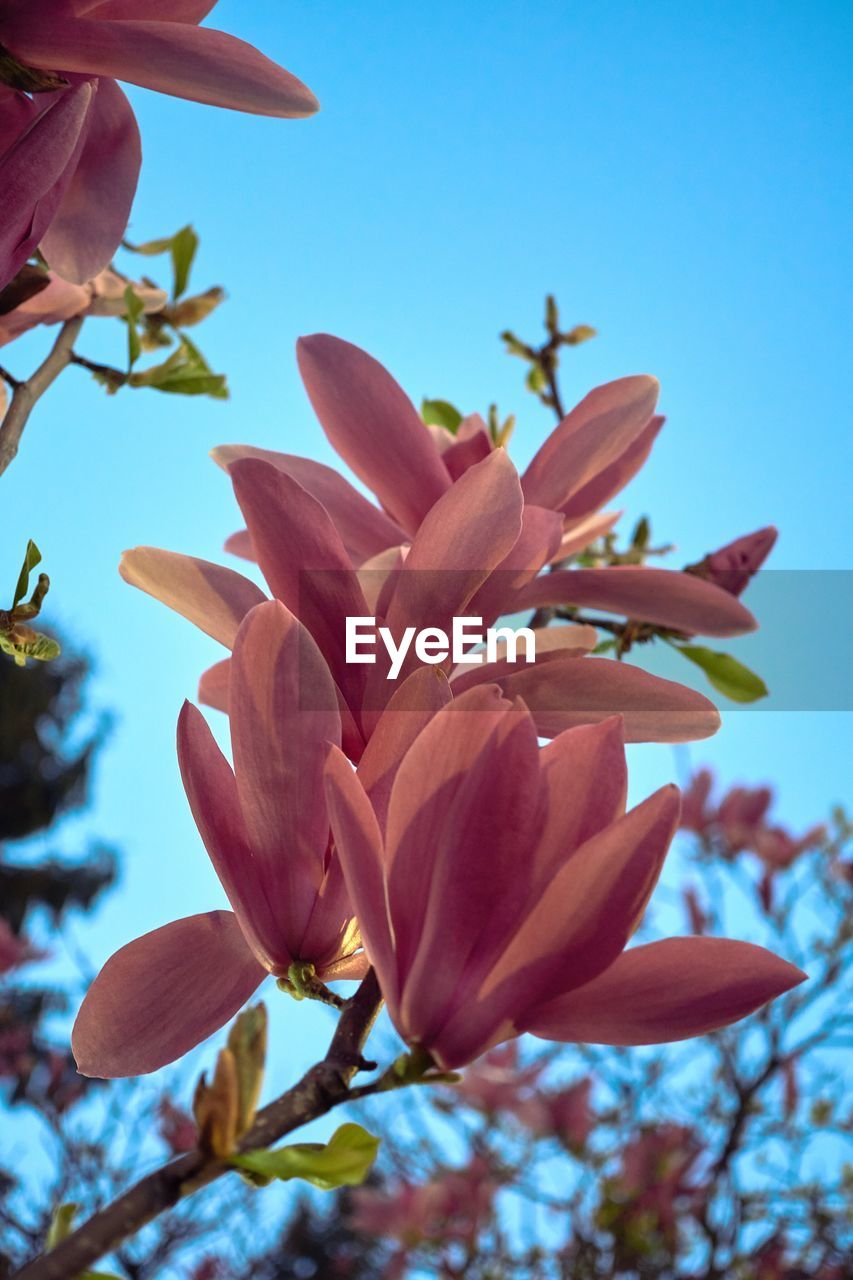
left=13, top=970, right=383, bottom=1280
left=0, top=318, right=84, bottom=479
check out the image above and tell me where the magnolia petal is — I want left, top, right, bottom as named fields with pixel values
left=228, top=457, right=369, bottom=716
left=512, top=566, right=757, bottom=637
left=40, top=78, right=140, bottom=283
left=82, top=1, right=219, bottom=19
left=400, top=700, right=544, bottom=1048
left=468, top=503, right=563, bottom=624
left=522, top=937, right=806, bottom=1045
left=0, top=83, right=93, bottom=290
left=561, top=415, right=664, bottom=523
left=224, top=528, right=255, bottom=561
left=385, top=687, right=525, bottom=984
left=297, top=334, right=451, bottom=534
left=481, top=785, right=681, bottom=1010
left=324, top=746, right=397, bottom=1000
left=382, top=451, right=524, bottom=673
left=120, top=547, right=266, bottom=648
left=533, top=716, right=628, bottom=886
left=441, top=423, right=493, bottom=480
left=72, top=911, right=266, bottom=1077
left=5, top=17, right=319, bottom=117
left=213, top=445, right=406, bottom=564
left=450, top=623, right=597, bottom=684
left=549, top=510, right=622, bottom=563
left=357, top=667, right=452, bottom=831
left=177, top=701, right=286, bottom=971
left=198, top=658, right=230, bottom=712
left=468, top=655, right=721, bottom=744
left=229, top=601, right=340, bottom=924
left=521, top=376, right=659, bottom=513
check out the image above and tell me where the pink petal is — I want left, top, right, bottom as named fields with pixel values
left=324, top=745, right=397, bottom=1000
left=72, top=911, right=265, bottom=1077
left=549, top=510, right=622, bottom=563
left=5, top=16, right=319, bottom=117
left=198, top=657, right=230, bottom=712
left=382, top=450, right=524, bottom=675
left=468, top=503, right=564, bottom=625
left=441, top=421, right=493, bottom=480
left=81, top=1, right=218, bottom=19
left=561, top=415, right=664, bottom=523
left=384, top=688, right=531, bottom=992
left=0, top=83, right=94, bottom=290
left=297, top=334, right=451, bottom=535
left=522, top=937, right=805, bottom=1044
left=213, top=445, right=406, bottom=565
left=533, top=716, right=628, bottom=886
left=480, top=785, right=681, bottom=1010
left=399, top=699, right=544, bottom=1050
left=229, top=601, right=340, bottom=928
left=228, top=457, right=370, bottom=718
left=512, top=566, right=758, bottom=637
left=224, top=528, right=254, bottom=561
left=0, top=273, right=91, bottom=349
left=40, top=78, right=139, bottom=283
left=120, top=547, right=266, bottom=648
left=357, top=667, right=452, bottom=830
left=521, top=377, right=659, bottom=513
left=177, top=701, right=288, bottom=971
left=459, top=653, right=721, bottom=743
left=450, top=623, right=597, bottom=683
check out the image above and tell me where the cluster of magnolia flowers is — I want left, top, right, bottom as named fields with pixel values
left=71, top=332, right=804, bottom=1080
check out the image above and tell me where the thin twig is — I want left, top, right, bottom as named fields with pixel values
left=0, top=318, right=84, bottom=478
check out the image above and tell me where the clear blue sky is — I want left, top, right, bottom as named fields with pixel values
left=4, top=0, right=851, bottom=1107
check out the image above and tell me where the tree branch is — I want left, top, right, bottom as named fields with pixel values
left=0, top=318, right=84, bottom=479
left=12, top=970, right=384, bottom=1280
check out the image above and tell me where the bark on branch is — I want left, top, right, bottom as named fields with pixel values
left=0, top=318, right=84, bottom=479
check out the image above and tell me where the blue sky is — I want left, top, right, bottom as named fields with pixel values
left=3, top=0, right=851, bottom=1124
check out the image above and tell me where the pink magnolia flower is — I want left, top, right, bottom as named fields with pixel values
left=688, top=525, right=778, bottom=596
left=0, top=0, right=318, bottom=287
left=157, top=1097, right=197, bottom=1154
left=219, top=333, right=761, bottom=642
left=324, top=693, right=804, bottom=1070
left=451, top=1042, right=545, bottom=1115
left=0, top=917, right=45, bottom=971
left=72, top=600, right=367, bottom=1078
left=680, top=769, right=826, bottom=870
left=609, top=1124, right=706, bottom=1254
left=514, top=1077, right=596, bottom=1150
left=0, top=266, right=165, bottom=347
left=349, top=1155, right=498, bottom=1250
left=121, top=448, right=724, bottom=751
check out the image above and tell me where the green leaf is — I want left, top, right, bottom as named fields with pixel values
left=171, top=224, right=199, bottom=300
left=0, top=629, right=61, bottom=666
left=46, top=1203, right=77, bottom=1250
left=123, top=285, right=144, bottom=371
left=124, top=234, right=175, bottom=256
left=421, top=398, right=463, bottom=433
left=12, top=539, right=41, bottom=608
left=231, top=1123, right=380, bottom=1191
left=673, top=644, right=768, bottom=703
left=593, top=638, right=618, bottom=655
left=123, top=224, right=199, bottom=299
left=128, top=337, right=228, bottom=400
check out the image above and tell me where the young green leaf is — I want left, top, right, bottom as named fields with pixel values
left=231, top=1123, right=380, bottom=1191
left=12, top=539, right=41, bottom=608
left=123, top=285, right=144, bottom=371
left=171, top=224, right=199, bottom=300
left=673, top=643, right=769, bottom=703
left=421, top=398, right=463, bottom=433
left=45, top=1203, right=78, bottom=1250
